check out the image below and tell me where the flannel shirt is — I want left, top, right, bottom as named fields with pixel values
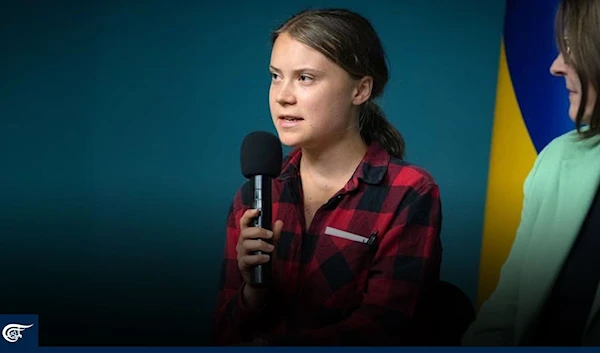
left=213, top=141, right=443, bottom=346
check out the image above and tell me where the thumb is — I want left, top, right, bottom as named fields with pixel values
left=269, top=220, right=284, bottom=277
left=271, top=220, right=284, bottom=247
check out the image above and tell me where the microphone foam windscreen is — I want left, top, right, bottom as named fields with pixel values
left=240, top=131, right=283, bottom=179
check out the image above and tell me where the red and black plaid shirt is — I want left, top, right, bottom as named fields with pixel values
left=213, top=141, right=443, bottom=346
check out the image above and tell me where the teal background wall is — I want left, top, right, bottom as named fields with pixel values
left=0, top=0, right=506, bottom=346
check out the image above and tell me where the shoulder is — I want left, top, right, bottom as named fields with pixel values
left=540, top=129, right=580, bottom=156
left=527, top=128, right=595, bottom=182
left=537, top=128, right=600, bottom=161
left=526, top=128, right=600, bottom=192
left=382, top=158, right=442, bottom=235
left=382, top=158, right=441, bottom=218
left=386, top=157, right=439, bottom=192
left=526, top=131, right=570, bottom=180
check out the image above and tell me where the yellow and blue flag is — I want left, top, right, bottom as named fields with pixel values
left=477, top=0, right=573, bottom=307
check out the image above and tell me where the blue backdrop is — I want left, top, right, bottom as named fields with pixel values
left=0, top=0, right=505, bottom=345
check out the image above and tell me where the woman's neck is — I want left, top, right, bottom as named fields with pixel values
left=299, top=131, right=368, bottom=186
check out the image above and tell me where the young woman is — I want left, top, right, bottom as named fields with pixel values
left=463, top=0, right=600, bottom=346
left=213, top=8, right=443, bottom=346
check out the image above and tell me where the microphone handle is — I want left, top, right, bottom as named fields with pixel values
left=251, top=174, right=272, bottom=286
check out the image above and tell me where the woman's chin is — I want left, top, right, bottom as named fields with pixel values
left=568, top=106, right=578, bottom=122
left=568, top=110, right=592, bottom=125
left=275, top=132, right=303, bottom=148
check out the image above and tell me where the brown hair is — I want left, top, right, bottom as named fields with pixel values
left=555, top=0, right=600, bottom=138
left=272, top=8, right=406, bottom=159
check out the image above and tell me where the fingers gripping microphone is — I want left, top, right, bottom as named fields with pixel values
left=240, top=131, right=283, bottom=286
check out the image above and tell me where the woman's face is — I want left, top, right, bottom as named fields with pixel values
left=268, top=32, right=371, bottom=150
left=550, top=52, right=596, bottom=123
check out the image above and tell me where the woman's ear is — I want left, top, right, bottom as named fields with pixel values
left=352, top=76, right=373, bottom=106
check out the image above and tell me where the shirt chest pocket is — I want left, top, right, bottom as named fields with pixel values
left=296, top=226, right=378, bottom=316
left=308, top=226, right=378, bottom=291
left=323, top=226, right=378, bottom=255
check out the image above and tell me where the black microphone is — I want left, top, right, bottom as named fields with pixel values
left=240, top=131, right=283, bottom=286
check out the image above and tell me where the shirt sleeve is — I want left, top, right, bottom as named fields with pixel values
left=212, top=187, right=268, bottom=345
left=263, top=181, right=443, bottom=346
left=461, top=143, right=548, bottom=346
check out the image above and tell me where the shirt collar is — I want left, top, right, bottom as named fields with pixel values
left=277, top=141, right=390, bottom=189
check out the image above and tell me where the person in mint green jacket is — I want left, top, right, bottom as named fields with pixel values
left=462, top=0, right=600, bottom=346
